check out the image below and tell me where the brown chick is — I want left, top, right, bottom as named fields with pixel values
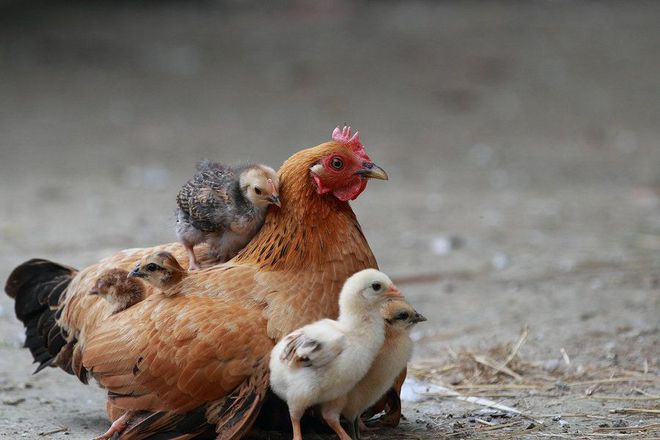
left=128, top=251, right=187, bottom=296
left=342, top=299, right=426, bottom=439
left=89, top=269, right=145, bottom=314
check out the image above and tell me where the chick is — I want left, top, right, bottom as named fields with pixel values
left=89, top=268, right=145, bottom=314
left=269, top=269, right=403, bottom=440
left=128, top=251, right=187, bottom=296
left=343, top=299, right=426, bottom=439
left=176, top=161, right=281, bottom=270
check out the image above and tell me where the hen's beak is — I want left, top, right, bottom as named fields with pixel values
left=411, top=312, right=427, bottom=323
left=128, top=266, right=147, bottom=278
left=384, top=286, right=403, bottom=299
left=355, top=162, right=388, bottom=181
left=268, top=194, right=281, bottom=207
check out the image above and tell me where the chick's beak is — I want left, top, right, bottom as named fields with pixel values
left=355, top=162, right=388, bottom=181
left=128, top=265, right=147, bottom=278
left=268, top=194, right=281, bottom=207
left=89, top=287, right=100, bottom=295
left=411, top=312, right=427, bottom=323
left=384, top=286, right=403, bottom=299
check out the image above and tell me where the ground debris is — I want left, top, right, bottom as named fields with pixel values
left=407, top=328, right=660, bottom=438
left=2, top=397, right=25, bottom=406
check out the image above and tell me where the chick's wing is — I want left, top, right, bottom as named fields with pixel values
left=177, top=169, right=235, bottom=232
left=280, top=320, right=346, bottom=368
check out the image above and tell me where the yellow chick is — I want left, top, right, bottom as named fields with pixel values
left=269, top=269, right=403, bottom=440
left=343, top=299, right=426, bottom=438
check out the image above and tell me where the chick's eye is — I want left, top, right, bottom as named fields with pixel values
left=254, top=187, right=262, bottom=195
left=145, top=263, right=159, bottom=272
left=330, top=157, right=344, bottom=170
left=371, top=282, right=382, bottom=291
left=396, top=312, right=410, bottom=321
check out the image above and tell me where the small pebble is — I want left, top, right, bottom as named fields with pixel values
left=430, top=235, right=464, bottom=256
left=492, top=252, right=510, bottom=270
left=553, top=380, right=570, bottom=391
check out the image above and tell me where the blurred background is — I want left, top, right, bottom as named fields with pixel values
left=0, top=1, right=659, bottom=438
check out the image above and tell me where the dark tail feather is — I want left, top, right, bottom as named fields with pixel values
left=5, top=258, right=77, bottom=374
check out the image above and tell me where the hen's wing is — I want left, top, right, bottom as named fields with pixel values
left=116, top=360, right=269, bottom=440
left=280, top=321, right=345, bottom=368
left=82, top=264, right=273, bottom=414
left=176, top=166, right=236, bottom=232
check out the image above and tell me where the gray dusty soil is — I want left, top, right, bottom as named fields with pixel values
left=1, top=1, right=659, bottom=439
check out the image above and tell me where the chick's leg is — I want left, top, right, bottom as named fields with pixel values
left=183, top=242, right=200, bottom=271
left=346, top=419, right=358, bottom=440
left=93, top=411, right=133, bottom=440
left=321, top=400, right=352, bottom=440
left=289, top=411, right=303, bottom=440
left=358, top=417, right=377, bottom=433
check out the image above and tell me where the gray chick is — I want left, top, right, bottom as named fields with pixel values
left=176, top=160, right=281, bottom=270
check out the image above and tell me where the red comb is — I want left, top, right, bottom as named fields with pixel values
left=331, top=125, right=370, bottom=161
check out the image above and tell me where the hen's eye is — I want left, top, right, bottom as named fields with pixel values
left=330, top=157, right=344, bottom=170
left=254, top=187, right=262, bottom=195
left=371, top=282, right=382, bottom=291
left=146, top=263, right=159, bottom=272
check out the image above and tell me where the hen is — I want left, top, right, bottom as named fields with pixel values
left=269, top=269, right=402, bottom=440
left=176, top=161, right=280, bottom=270
left=5, top=126, right=392, bottom=439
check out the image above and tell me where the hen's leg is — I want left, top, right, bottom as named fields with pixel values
left=93, top=411, right=133, bottom=440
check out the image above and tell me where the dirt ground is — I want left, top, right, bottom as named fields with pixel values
left=1, top=1, right=659, bottom=439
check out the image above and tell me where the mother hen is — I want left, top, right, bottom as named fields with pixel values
left=5, top=127, right=391, bottom=439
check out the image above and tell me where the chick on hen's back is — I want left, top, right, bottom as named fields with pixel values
left=175, top=161, right=280, bottom=270
left=128, top=251, right=187, bottom=296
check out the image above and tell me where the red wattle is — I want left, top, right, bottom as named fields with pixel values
left=333, top=177, right=367, bottom=202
